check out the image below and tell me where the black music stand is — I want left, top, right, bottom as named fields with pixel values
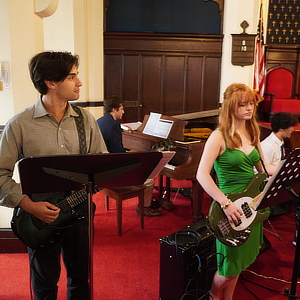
left=17, top=151, right=164, bottom=300
left=255, top=148, right=300, bottom=300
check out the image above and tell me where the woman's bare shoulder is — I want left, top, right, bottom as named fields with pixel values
left=207, top=128, right=223, bottom=142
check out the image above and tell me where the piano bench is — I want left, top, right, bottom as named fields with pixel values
left=100, top=185, right=146, bottom=236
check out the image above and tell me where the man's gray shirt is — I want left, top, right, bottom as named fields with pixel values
left=0, top=98, right=107, bottom=208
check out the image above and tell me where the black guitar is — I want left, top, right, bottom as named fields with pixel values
left=207, top=173, right=270, bottom=247
left=11, top=188, right=100, bottom=250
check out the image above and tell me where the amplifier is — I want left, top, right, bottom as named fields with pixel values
left=158, top=218, right=216, bottom=300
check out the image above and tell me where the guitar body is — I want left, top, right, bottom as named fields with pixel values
left=11, top=192, right=86, bottom=250
left=208, top=173, right=270, bottom=247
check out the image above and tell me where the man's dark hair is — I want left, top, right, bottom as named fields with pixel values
left=271, top=112, right=298, bottom=132
left=103, top=96, right=124, bottom=114
left=29, top=51, right=79, bottom=95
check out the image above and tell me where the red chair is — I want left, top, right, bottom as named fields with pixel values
left=262, top=67, right=300, bottom=121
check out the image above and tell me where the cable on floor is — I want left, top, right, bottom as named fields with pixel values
left=240, top=271, right=300, bottom=299
left=243, top=269, right=300, bottom=284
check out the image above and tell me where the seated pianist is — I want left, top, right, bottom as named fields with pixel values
left=96, top=96, right=162, bottom=217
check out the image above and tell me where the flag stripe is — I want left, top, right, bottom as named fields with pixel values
left=253, top=0, right=265, bottom=103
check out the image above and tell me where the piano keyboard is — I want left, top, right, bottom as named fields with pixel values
left=165, top=163, right=176, bottom=170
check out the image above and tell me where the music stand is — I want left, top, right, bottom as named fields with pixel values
left=17, top=151, right=167, bottom=300
left=255, top=148, right=300, bottom=300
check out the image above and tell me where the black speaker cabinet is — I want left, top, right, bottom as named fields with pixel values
left=159, top=218, right=216, bottom=300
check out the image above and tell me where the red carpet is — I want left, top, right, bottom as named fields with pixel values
left=0, top=179, right=299, bottom=299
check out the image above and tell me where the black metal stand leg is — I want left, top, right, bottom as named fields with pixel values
left=288, top=193, right=300, bottom=300
left=88, top=181, right=94, bottom=300
left=289, top=224, right=300, bottom=299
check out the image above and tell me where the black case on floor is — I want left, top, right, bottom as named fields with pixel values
left=158, top=218, right=216, bottom=300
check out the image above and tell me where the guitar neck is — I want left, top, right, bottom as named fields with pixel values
left=249, top=192, right=263, bottom=209
left=58, top=188, right=101, bottom=213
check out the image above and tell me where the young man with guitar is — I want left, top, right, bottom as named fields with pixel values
left=196, top=84, right=276, bottom=300
left=0, top=51, right=107, bottom=299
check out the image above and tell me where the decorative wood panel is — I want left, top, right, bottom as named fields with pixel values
left=104, top=32, right=223, bottom=122
left=140, top=55, right=163, bottom=115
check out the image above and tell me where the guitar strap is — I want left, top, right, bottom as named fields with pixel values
left=71, top=104, right=87, bottom=154
left=257, top=145, right=270, bottom=178
left=260, top=158, right=269, bottom=178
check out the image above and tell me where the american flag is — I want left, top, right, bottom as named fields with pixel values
left=253, top=0, right=265, bottom=104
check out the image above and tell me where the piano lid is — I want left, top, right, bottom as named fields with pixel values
left=172, top=109, right=220, bottom=121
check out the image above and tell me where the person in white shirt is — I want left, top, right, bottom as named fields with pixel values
left=261, top=113, right=297, bottom=165
left=260, top=112, right=298, bottom=245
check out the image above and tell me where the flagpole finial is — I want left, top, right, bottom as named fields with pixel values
left=240, top=20, right=249, bottom=34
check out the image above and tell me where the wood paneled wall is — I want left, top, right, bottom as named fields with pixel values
left=104, top=32, right=223, bottom=122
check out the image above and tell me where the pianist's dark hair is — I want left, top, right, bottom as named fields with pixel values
left=29, top=51, right=79, bottom=95
left=219, top=83, right=260, bottom=150
left=104, top=96, right=124, bottom=114
left=271, top=112, right=298, bottom=133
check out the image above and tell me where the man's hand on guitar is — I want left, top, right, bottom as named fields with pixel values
left=31, top=202, right=60, bottom=223
left=19, top=196, right=60, bottom=223
left=12, top=189, right=92, bottom=249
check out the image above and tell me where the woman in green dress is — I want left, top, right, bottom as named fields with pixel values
left=196, top=83, right=276, bottom=300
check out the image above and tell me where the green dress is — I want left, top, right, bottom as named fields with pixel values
left=213, top=134, right=264, bottom=277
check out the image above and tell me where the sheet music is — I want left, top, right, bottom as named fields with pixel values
left=142, top=112, right=174, bottom=139
left=253, top=160, right=285, bottom=210
left=152, top=119, right=174, bottom=139
left=143, top=112, right=161, bottom=136
left=148, top=151, right=176, bottom=179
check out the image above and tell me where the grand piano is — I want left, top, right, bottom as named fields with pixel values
left=122, top=109, right=219, bottom=222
